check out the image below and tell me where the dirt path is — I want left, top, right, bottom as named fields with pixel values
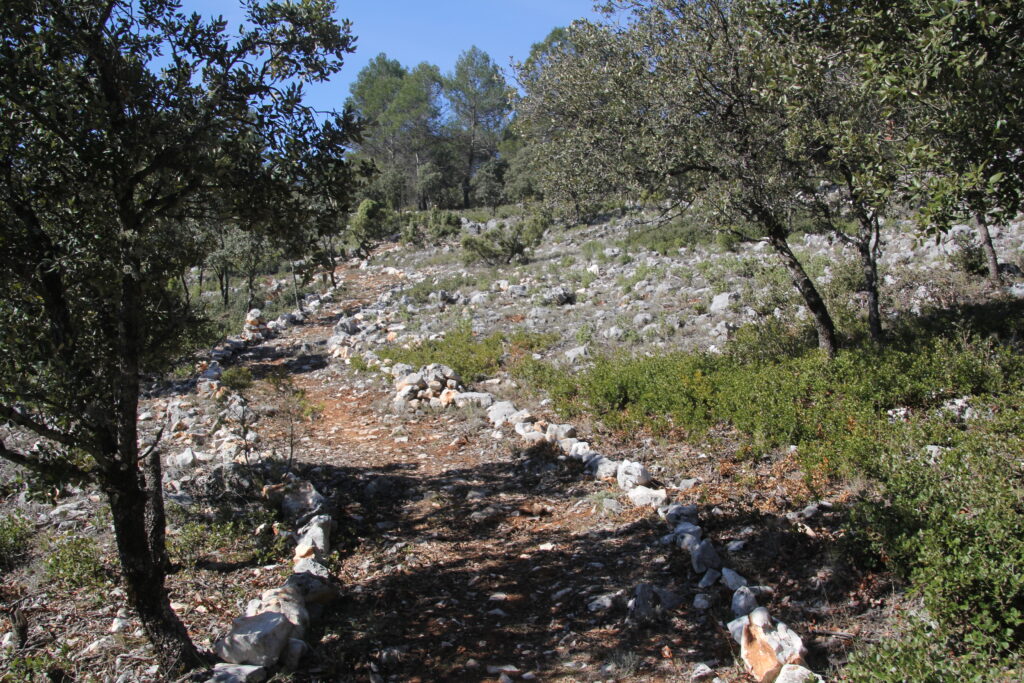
left=227, top=271, right=729, bottom=682
left=224, top=265, right=883, bottom=682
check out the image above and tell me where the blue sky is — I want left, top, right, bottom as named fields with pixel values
left=181, top=1, right=605, bottom=113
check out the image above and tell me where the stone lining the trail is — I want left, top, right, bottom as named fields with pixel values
left=159, top=301, right=346, bottom=682
left=403, top=370, right=822, bottom=683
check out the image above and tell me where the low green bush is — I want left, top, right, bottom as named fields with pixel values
left=949, top=230, right=987, bottom=276
left=379, top=322, right=556, bottom=383
left=45, top=536, right=110, bottom=590
left=426, top=209, right=461, bottom=242
left=402, top=274, right=476, bottom=304
left=0, top=512, right=33, bottom=568
left=220, top=366, right=253, bottom=392
left=169, top=510, right=287, bottom=568
left=461, top=214, right=549, bottom=266
left=845, top=617, right=1023, bottom=682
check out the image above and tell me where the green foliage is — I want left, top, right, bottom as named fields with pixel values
left=349, top=198, right=393, bottom=255
left=949, top=231, right=988, bottom=276
left=427, top=209, right=462, bottom=242
left=402, top=274, right=476, bottom=304
left=530, top=328, right=1021, bottom=464
left=169, top=511, right=288, bottom=568
left=471, top=158, right=508, bottom=212
left=461, top=213, right=549, bottom=265
left=45, top=536, right=110, bottom=590
left=220, top=366, right=254, bottom=393
left=0, top=512, right=32, bottom=569
left=845, top=617, right=1023, bottom=682
left=2, top=644, right=76, bottom=681
left=379, top=322, right=555, bottom=383
left=848, top=392, right=1024, bottom=653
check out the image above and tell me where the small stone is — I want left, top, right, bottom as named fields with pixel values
left=587, top=594, right=616, bottom=613
left=710, top=291, right=740, bottom=313
left=690, top=662, right=716, bottom=682
left=546, top=423, right=577, bottom=441
left=207, top=663, right=268, bottom=683
left=587, top=456, right=619, bottom=480
left=454, top=392, right=495, bottom=408
left=616, top=460, right=652, bottom=490
left=698, top=569, right=721, bottom=589
left=663, top=503, right=699, bottom=525
left=690, top=539, right=722, bottom=573
left=214, top=612, right=293, bottom=666
left=693, top=593, right=712, bottom=610
left=627, top=486, right=668, bottom=508
left=721, top=568, right=748, bottom=591
left=775, top=664, right=824, bottom=683
left=487, top=401, right=519, bottom=427
left=732, top=586, right=758, bottom=617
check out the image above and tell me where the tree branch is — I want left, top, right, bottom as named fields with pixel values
left=0, top=439, right=93, bottom=483
left=0, top=403, right=97, bottom=455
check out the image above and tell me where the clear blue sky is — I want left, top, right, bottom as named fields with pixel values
left=181, top=1, right=605, bottom=113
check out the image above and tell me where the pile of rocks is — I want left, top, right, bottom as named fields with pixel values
left=210, top=474, right=340, bottom=682
left=241, top=309, right=271, bottom=343
left=389, top=364, right=497, bottom=412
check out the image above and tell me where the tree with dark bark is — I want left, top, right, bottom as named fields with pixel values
left=0, top=0, right=357, bottom=674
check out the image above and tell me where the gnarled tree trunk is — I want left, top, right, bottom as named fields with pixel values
left=974, top=212, right=1002, bottom=285
left=110, top=272, right=203, bottom=675
left=767, top=232, right=837, bottom=358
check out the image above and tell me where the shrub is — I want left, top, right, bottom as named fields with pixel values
left=379, top=322, right=556, bottom=383
left=220, top=366, right=253, bottom=392
left=949, top=230, right=987, bottom=276
left=168, top=511, right=288, bottom=568
left=426, top=209, right=462, bottom=242
left=400, top=220, right=424, bottom=247
left=461, top=214, right=549, bottom=266
left=349, top=198, right=393, bottom=256
left=0, top=512, right=32, bottom=568
left=45, top=536, right=110, bottom=590
left=845, top=617, right=1023, bottom=682
left=850, top=393, right=1024, bottom=656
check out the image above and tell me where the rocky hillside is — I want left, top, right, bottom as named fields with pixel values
left=2, top=213, right=1023, bottom=682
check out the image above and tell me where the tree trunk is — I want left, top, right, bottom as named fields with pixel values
left=857, top=217, right=884, bottom=344
left=179, top=271, right=191, bottom=308
left=105, top=470, right=204, bottom=675
left=113, top=272, right=202, bottom=674
left=143, top=441, right=171, bottom=574
left=974, top=212, right=1002, bottom=284
left=246, top=271, right=256, bottom=312
left=217, top=269, right=229, bottom=308
left=291, top=262, right=302, bottom=312
left=768, top=233, right=837, bottom=358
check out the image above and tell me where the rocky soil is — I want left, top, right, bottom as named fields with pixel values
left=2, top=214, right=1022, bottom=682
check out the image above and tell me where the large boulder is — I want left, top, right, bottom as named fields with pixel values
left=214, top=612, right=293, bottom=666
left=738, top=608, right=809, bottom=683
left=616, top=460, right=652, bottom=490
